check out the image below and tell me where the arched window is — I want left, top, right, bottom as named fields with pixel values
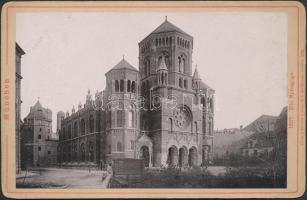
left=159, top=38, right=161, bottom=46
left=142, top=82, right=146, bottom=93
left=169, top=37, right=172, bottom=46
left=128, top=110, right=134, bottom=128
left=184, top=79, right=187, bottom=89
left=178, top=57, right=182, bottom=72
left=81, top=143, right=85, bottom=162
left=155, top=38, right=158, bottom=46
left=182, top=58, right=186, bottom=73
left=131, top=81, right=136, bottom=93
left=177, top=37, right=179, bottom=45
left=179, top=78, right=183, bottom=88
left=67, top=145, right=71, bottom=162
left=210, top=98, right=214, bottom=110
left=68, top=125, right=72, bottom=139
left=108, top=144, right=111, bottom=154
left=194, top=121, right=198, bottom=133
left=117, top=110, right=123, bottom=127
left=107, top=111, right=111, bottom=127
left=162, top=37, right=165, bottom=46
left=81, top=119, right=85, bottom=135
left=166, top=37, right=169, bottom=45
left=120, top=80, right=124, bottom=92
left=117, top=142, right=123, bottom=152
left=144, top=58, right=150, bottom=76
left=89, top=115, right=94, bottom=133
left=130, top=140, right=135, bottom=149
left=201, top=97, right=206, bottom=107
left=169, top=118, right=173, bottom=132
left=178, top=55, right=186, bottom=73
left=73, top=144, right=77, bottom=161
left=146, top=80, right=149, bottom=91
left=161, top=73, right=164, bottom=84
left=115, top=80, right=119, bottom=92
left=74, top=121, right=78, bottom=137
left=208, top=121, right=212, bottom=135
left=63, top=127, right=66, bottom=140
left=89, top=141, right=94, bottom=162
left=127, top=80, right=131, bottom=92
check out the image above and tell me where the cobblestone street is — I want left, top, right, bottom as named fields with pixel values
left=16, top=168, right=108, bottom=188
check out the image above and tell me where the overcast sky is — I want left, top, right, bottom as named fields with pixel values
left=16, top=11, right=287, bottom=131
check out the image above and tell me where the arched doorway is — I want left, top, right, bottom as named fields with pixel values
left=189, top=147, right=198, bottom=166
left=140, top=146, right=150, bottom=167
left=167, top=146, right=178, bottom=166
left=178, top=146, right=188, bottom=167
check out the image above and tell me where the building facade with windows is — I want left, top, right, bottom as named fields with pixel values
left=16, top=43, right=25, bottom=173
left=21, top=101, right=58, bottom=168
left=57, top=19, right=215, bottom=168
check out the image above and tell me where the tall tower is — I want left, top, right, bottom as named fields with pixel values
left=103, top=58, right=140, bottom=162
left=139, top=17, right=193, bottom=96
left=56, top=111, right=65, bottom=132
left=16, top=43, right=25, bottom=174
left=138, top=18, right=206, bottom=167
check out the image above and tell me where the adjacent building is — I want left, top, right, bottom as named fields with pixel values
left=58, top=19, right=215, bottom=168
left=21, top=101, right=58, bottom=168
left=16, top=43, right=25, bottom=173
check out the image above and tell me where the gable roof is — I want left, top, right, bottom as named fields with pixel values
left=151, top=19, right=191, bottom=36
left=107, top=58, right=138, bottom=74
left=140, top=19, right=192, bottom=44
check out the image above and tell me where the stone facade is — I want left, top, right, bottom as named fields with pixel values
left=21, top=101, right=58, bottom=168
left=16, top=43, right=25, bottom=173
left=58, top=19, right=215, bottom=168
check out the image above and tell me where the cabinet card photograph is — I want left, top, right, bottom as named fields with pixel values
left=1, top=1, right=305, bottom=199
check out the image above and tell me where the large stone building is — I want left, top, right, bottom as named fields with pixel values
left=21, top=101, right=58, bottom=168
left=58, top=19, right=215, bottom=168
left=16, top=43, right=25, bottom=173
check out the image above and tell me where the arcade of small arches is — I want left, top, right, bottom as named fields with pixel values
left=158, top=71, right=168, bottom=85
left=200, top=96, right=214, bottom=111
left=60, top=114, right=96, bottom=141
left=59, top=141, right=95, bottom=163
left=114, top=80, right=137, bottom=93
left=167, top=145, right=198, bottom=167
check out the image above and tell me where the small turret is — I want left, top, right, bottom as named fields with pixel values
left=72, top=106, right=75, bottom=114
left=78, top=102, right=82, bottom=110
left=156, top=55, right=168, bottom=86
left=192, top=65, right=201, bottom=91
left=56, top=111, right=65, bottom=131
left=86, top=89, right=93, bottom=107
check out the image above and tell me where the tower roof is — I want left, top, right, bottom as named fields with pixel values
left=33, top=100, right=43, bottom=109
left=192, top=66, right=201, bottom=80
left=109, top=58, right=138, bottom=72
left=151, top=18, right=191, bottom=37
left=157, top=55, right=168, bottom=71
left=140, top=18, right=192, bottom=44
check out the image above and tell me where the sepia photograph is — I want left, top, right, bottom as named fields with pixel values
left=1, top=1, right=305, bottom=199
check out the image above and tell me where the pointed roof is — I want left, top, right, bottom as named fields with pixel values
left=192, top=66, right=201, bottom=80
left=151, top=18, right=191, bottom=37
left=140, top=18, right=192, bottom=44
left=33, top=100, right=43, bottom=109
left=157, top=55, right=168, bottom=71
left=109, top=58, right=138, bottom=72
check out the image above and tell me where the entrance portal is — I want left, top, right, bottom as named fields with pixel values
left=178, top=146, right=188, bottom=167
left=167, top=146, right=178, bottom=166
left=188, top=147, right=198, bottom=166
left=140, top=146, right=150, bottom=167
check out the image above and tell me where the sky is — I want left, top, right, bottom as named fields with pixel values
left=16, top=11, right=288, bottom=131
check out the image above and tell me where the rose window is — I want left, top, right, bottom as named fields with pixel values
left=173, top=106, right=191, bottom=128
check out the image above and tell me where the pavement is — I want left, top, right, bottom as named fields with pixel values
left=16, top=168, right=109, bottom=188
